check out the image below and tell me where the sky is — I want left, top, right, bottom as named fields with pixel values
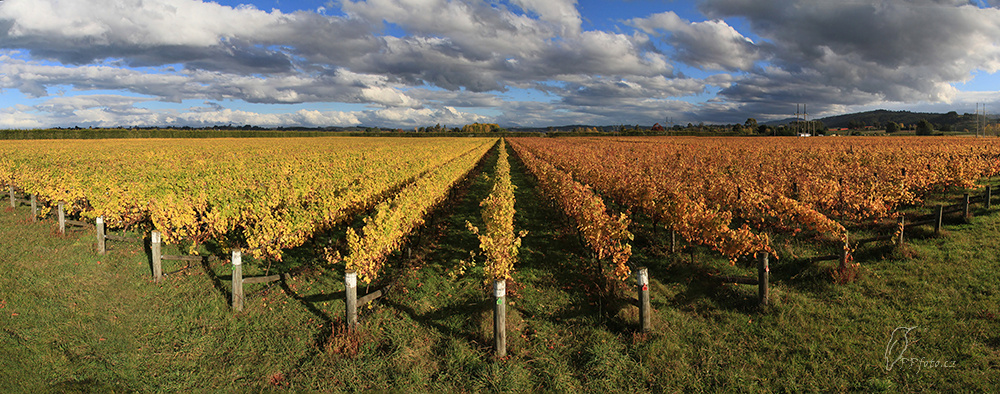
left=1, top=0, right=1000, bottom=129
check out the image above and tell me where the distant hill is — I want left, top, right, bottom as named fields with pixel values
left=507, top=125, right=618, bottom=133
left=505, top=109, right=994, bottom=133
left=819, top=110, right=943, bottom=129
left=813, top=109, right=998, bottom=132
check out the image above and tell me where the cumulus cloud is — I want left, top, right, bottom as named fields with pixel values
left=0, top=94, right=490, bottom=129
left=1, top=0, right=999, bottom=127
left=628, top=11, right=761, bottom=71
left=332, top=0, right=674, bottom=94
left=340, top=0, right=554, bottom=57
left=1, top=0, right=674, bottom=96
left=0, top=54, right=423, bottom=107
left=508, top=0, right=582, bottom=35
left=0, top=105, right=46, bottom=129
left=0, top=0, right=306, bottom=72
left=35, top=95, right=155, bottom=116
left=491, top=97, right=699, bottom=127
left=405, top=89, right=504, bottom=108
left=701, top=0, right=1000, bottom=117
left=542, top=75, right=707, bottom=107
left=0, top=0, right=276, bottom=47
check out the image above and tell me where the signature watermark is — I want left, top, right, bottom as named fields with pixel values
left=884, top=326, right=957, bottom=372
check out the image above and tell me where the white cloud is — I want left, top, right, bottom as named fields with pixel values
left=628, top=11, right=761, bottom=71
left=509, top=0, right=582, bottom=35
left=360, top=86, right=420, bottom=108
left=0, top=106, right=45, bottom=129
left=0, top=53, right=426, bottom=107
left=405, top=88, right=504, bottom=108
left=0, top=54, right=194, bottom=98
left=2, top=0, right=999, bottom=127
left=364, top=106, right=488, bottom=126
left=35, top=94, right=155, bottom=116
left=702, top=0, right=1000, bottom=116
left=0, top=93, right=490, bottom=129
left=338, top=0, right=672, bottom=89
left=0, top=0, right=283, bottom=47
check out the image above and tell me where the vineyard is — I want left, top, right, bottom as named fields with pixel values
left=510, top=136, right=1000, bottom=262
left=2, top=135, right=999, bottom=391
left=0, top=137, right=493, bottom=261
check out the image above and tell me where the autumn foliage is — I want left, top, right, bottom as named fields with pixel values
left=509, top=136, right=1000, bottom=263
left=467, top=139, right=525, bottom=282
left=508, top=139, right=633, bottom=281
left=0, top=137, right=495, bottom=262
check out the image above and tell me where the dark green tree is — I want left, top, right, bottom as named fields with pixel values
left=885, top=122, right=900, bottom=133
left=916, top=119, right=934, bottom=136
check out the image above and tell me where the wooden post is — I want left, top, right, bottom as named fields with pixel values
left=95, top=216, right=106, bottom=255
left=232, top=249, right=243, bottom=312
left=963, top=193, right=970, bottom=220
left=637, top=267, right=650, bottom=332
left=345, top=270, right=358, bottom=331
left=30, top=195, right=37, bottom=221
left=494, top=279, right=507, bottom=357
left=987, top=186, right=993, bottom=210
left=7, top=186, right=13, bottom=208
left=897, top=216, right=905, bottom=246
left=934, top=205, right=944, bottom=234
left=758, top=253, right=769, bottom=306
left=670, top=230, right=677, bottom=254
left=839, top=234, right=850, bottom=269
left=151, top=231, right=163, bottom=282
left=58, top=202, right=66, bottom=234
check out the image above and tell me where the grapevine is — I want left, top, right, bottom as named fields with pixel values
left=509, top=136, right=1000, bottom=263
left=344, top=139, right=494, bottom=284
left=467, top=139, right=526, bottom=282
left=0, top=137, right=495, bottom=261
left=508, top=139, right=633, bottom=281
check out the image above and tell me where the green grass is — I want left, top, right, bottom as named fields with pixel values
left=1, top=144, right=998, bottom=391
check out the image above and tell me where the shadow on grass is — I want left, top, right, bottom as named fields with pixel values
left=199, top=257, right=233, bottom=309
left=273, top=140, right=500, bottom=374
left=50, top=378, right=126, bottom=393
left=383, top=298, right=491, bottom=349
left=503, top=142, right=619, bottom=329
left=626, top=216, right=767, bottom=315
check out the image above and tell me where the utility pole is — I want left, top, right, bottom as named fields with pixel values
left=804, top=104, right=810, bottom=136
left=792, top=104, right=809, bottom=136
left=794, top=104, right=801, bottom=136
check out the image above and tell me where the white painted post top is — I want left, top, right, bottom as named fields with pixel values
left=345, top=270, right=357, bottom=288
left=494, top=280, right=506, bottom=298
left=151, top=230, right=161, bottom=243
left=232, top=249, right=242, bottom=266
left=96, top=216, right=104, bottom=225
left=637, top=267, right=649, bottom=285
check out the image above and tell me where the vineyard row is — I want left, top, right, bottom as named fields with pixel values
left=509, top=136, right=1000, bottom=264
left=0, top=137, right=495, bottom=261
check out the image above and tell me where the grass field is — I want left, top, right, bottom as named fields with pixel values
left=1, top=143, right=998, bottom=392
